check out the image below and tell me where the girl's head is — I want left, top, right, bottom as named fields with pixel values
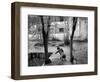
left=57, top=46, right=60, bottom=50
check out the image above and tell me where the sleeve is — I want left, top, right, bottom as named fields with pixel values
left=55, top=50, right=59, bottom=54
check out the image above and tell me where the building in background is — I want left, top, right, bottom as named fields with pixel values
left=28, top=16, right=88, bottom=41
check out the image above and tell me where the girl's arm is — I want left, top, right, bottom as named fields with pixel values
left=55, top=51, right=59, bottom=54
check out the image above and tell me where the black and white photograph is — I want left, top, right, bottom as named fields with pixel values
left=28, top=15, right=88, bottom=66
left=11, top=2, right=97, bottom=79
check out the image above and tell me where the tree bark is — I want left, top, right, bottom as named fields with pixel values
left=40, top=16, right=51, bottom=64
left=70, top=17, right=78, bottom=64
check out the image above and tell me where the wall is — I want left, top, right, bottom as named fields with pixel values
left=0, top=0, right=100, bottom=82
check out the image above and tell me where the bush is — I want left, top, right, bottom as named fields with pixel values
left=34, top=42, right=43, bottom=46
left=59, top=43, right=65, bottom=46
left=51, top=37, right=61, bottom=41
left=64, top=39, right=70, bottom=45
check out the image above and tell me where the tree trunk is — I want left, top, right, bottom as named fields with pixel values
left=70, top=17, right=78, bottom=64
left=40, top=16, right=51, bottom=64
left=45, top=17, right=51, bottom=64
left=64, top=17, right=70, bottom=45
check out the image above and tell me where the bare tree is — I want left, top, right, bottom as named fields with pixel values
left=64, top=17, right=70, bottom=45
left=40, top=16, right=51, bottom=64
left=70, top=17, right=78, bottom=64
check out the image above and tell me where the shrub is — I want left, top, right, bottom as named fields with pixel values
left=64, top=39, right=70, bottom=45
left=34, top=42, right=43, bottom=46
left=51, top=37, right=61, bottom=41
